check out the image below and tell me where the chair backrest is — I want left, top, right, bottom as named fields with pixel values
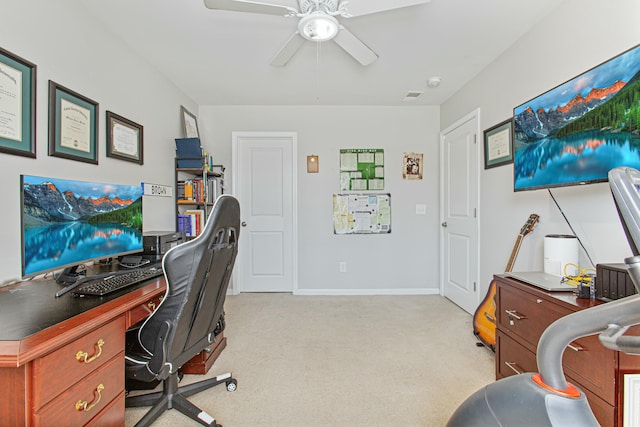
left=137, top=195, right=240, bottom=371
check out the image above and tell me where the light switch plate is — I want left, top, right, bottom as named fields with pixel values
left=416, top=204, right=427, bottom=215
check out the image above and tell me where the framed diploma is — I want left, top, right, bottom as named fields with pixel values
left=484, top=118, right=513, bottom=169
left=180, top=106, right=199, bottom=138
left=48, top=81, right=99, bottom=164
left=0, top=47, right=36, bottom=158
left=106, top=111, right=143, bottom=164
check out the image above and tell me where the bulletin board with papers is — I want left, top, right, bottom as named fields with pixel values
left=333, top=193, right=391, bottom=234
left=339, top=149, right=384, bottom=191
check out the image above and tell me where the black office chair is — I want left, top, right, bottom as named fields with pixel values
left=125, top=194, right=240, bottom=427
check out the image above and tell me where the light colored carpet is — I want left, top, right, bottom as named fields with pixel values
left=125, top=294, right=495, bottom=426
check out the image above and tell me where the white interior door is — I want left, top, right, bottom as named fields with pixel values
left=440, top=110, right=480, bottom=314
left=232, top=132, right=297, bottom=293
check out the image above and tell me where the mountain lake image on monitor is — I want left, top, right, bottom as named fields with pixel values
left=21, top=175, right=143, bottom=277
left=513, top=43, right=640, bottom=191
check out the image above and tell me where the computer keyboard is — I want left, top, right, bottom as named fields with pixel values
left=73, top=265, right=164, bottom=297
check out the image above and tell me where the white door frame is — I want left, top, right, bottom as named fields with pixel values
left=439, top=108, right=481, bottom=312
left=231, top=131, right=298, bottom=294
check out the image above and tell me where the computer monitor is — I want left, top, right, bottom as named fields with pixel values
left=21, top=175, right=143, bottom=284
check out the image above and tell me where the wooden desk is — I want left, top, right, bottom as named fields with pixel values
left=0, top=272, right=165, bottom=426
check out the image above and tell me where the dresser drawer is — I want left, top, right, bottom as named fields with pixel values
left=569, top=377, right=615, bottom=427
left=497, top=285, right=571, bottom=352
left=563, top=333, right=616, bottom=404
left=33, top=352, right=124, bottom=426
left=496, top=329, right=537, bottom=379
left=33, top=315, right=126, bottom=409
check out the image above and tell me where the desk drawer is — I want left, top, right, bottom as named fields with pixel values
left=497, top=285, right=570, bottom=351
left=563, top=334, right=616, bottom=404
left=496, top=329, right=537, bottom=379
left=127, top=294, right=164, bottom=328
left=33, top=352, right=124, bottom=427
left=570, top=378, right=615, bottom=427
left=33, top=315, right=126, bottom=409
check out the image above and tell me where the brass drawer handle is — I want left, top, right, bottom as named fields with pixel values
left=75, top=383, right=104, bottom=412
left=147, top=300, right=156, bottom=311
left=76, top=338, right=105, bottom=364
left=505, top=361, right=523, bottom=375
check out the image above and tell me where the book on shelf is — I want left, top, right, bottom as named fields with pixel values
left=184, top=209, right=205, bottom=237
left=177, top=214, right=192, bottom=237
left=207, top=177, right=220, bottom=203
left=177, top=179, right=207, bottom=203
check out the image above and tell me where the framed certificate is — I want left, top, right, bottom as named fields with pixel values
left=0, top=47, right=36, bottom=158
left=106, top=111, right=143, bottom=164
left=48, top=81, right=99, bottom=164
left=484, top=118, right=513, bottom=169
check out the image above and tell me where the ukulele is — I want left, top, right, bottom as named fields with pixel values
left=473, top=213, right=540, bottom=351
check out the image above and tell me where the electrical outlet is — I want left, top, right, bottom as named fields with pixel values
left=339, top=261, right=347, bottom=273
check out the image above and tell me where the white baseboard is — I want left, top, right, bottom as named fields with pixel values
left=293, top=288, right=440, bottom=296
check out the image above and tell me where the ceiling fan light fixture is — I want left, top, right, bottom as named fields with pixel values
left=298, top=13, right=339, bottom=42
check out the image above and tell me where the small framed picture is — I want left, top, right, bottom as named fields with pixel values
left=307, top=155, right=319, bottom=173
left=484, top=118, right=513, bottom=169
left=106, top=111, right=143, bottom=164
left=48, top=81, right=99, bottom=164
left=0, top=47, right=36, bottom=158
left=180, top=106, right=199, bottom=138
left=402, top=152, right=423, bottom=180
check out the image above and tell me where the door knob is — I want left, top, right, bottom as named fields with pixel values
left=241, top=221, right=247, bottom=227
left=441, top=222, right=448, bottom=227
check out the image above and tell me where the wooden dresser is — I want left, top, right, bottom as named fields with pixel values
left=495, top=274, right=640, bottom=427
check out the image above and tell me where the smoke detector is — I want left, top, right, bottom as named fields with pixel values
left=427, top=77, right=441, bottom=88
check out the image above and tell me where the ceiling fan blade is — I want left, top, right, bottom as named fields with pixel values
left=203, top=0, right=297, bottom=16
left=342, top=0, right=431, bottom=17
left=270, top=32, right=305, bottom=66
left=333, top=27, right=378, bottom=66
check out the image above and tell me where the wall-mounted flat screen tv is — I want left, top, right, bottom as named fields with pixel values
left=513, top=44, right=640, bottom=191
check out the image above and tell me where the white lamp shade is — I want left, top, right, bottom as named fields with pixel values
left=298, top=13, right=339, bottom=41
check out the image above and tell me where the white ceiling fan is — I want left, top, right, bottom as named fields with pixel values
left=203, top=0, right=431, bottom=66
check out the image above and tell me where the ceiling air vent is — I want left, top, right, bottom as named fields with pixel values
left=403, top=91, right=423, bottom=102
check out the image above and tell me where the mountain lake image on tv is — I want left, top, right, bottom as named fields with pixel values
left=513, top=44, right=640, bottom=191
left=21, top=175, right=143, bottom=277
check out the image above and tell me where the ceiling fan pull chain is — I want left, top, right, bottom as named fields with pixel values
left=316, top=41, right=321, bottom=100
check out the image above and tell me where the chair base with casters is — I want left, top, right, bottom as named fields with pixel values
left=126, top=369, right=237, bottom=427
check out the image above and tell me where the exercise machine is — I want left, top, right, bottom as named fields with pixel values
left=447, top=167, right=640, bottom=426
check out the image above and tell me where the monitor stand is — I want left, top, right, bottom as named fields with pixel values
left=55, top=265, right=84, bottom=285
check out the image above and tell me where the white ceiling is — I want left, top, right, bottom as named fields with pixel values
left=76, top=0, right=566, bottom=106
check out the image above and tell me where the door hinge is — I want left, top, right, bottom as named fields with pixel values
left=473, top=134, right=477, bottom=144
left=474, top=208, right=477, bottom=218
left=473, top=282, right=477, bottom=292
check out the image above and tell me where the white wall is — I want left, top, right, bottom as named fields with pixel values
left=441, top=0, right=640, bottom=295
left=0, top=0, right=194, bottom=284
left=199, top=106, right=440, bottom=293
